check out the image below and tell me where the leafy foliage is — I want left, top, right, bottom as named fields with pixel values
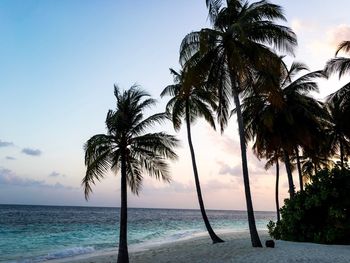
left=83, top=85, right=179, bottom=198
left=268, top=168, right=350, bottom=244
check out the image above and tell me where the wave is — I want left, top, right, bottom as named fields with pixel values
left=19, top=246, right=95, bottom=262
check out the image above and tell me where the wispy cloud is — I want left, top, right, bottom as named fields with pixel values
left=22, top=148, right=42, bottom=156
left=48, top=171, right=66, bottom=178
left=218, top=162, right=241, bottom=177
left=203, top=179, right=238, bottom=191
left=291, top=19, right=318, bottom=34
left=0, top=168, right=74, bottom=190
left=328, top=24, right=350, bottom=49
left=0, top=140, right=14, bottom=148
left=5, top=156, right=16, bottom=160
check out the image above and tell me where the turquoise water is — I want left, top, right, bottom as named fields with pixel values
left=0, top=205, right=275, bottom=262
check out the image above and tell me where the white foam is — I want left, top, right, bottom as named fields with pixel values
left=23, top=247, right=96, bottom=262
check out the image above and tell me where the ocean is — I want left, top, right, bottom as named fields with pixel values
left=0, top=205, right=275, bottom=262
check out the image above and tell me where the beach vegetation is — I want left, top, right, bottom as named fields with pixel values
left=268, top=167, right=350, bottom=244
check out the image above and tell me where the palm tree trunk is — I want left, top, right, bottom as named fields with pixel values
left=340, top=139, right=344, bottom=170
left=275, top=159, right=280, bottom=222
left=185, top=101, right=224, bottom=244
left=314, top=163, right=318, bottom=176
left=295, top=147, right=303, bottom=191
left=231, top=84, right=262, bottom=248
left=283, top=149, right=295, bottom=198
left=117, top=152, right=129, bottom=263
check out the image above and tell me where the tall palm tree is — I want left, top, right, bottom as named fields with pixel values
left=325, top=41, right=350, bottom=168
left=83, top=85, right=179, bottom=263
left=180, top=0, right=297, bottom=247
left=161, top=67, right=224, bottom=243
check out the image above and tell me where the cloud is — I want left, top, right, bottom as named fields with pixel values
left=291, top=19, right=317, bottom=34
left=22, top=148, right=42, bottom=156
left=0, top=168, right=74, bottom=190
left=140, top=179, right=194, bottom=195
left=5, top=156, right=16, bottom=160
left=48, top=171, right=65, bottom=178
left=327, top=24, right=350, bottom=49
left=218, top=162, right=241, bottom=177
left=0, top=140, right=14, bottom=148
left=306, top=24, right=350, bottom=59
left=203, top=179, right=238, bottom=191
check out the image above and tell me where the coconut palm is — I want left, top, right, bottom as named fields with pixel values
left=325, top=41, right=350, bottom=168
left=326, top=40, right=350, bottom=111
left=161, top=67, right=224, bottom=243
left=83, top=85, right=179, bottom=263
left=324, top=97, right=350, bottom=169
left=242, top=61, right=326, bottom=199
left=264, top=152, right=282, bottom=222
left=180, top=0, right=297, bottom=247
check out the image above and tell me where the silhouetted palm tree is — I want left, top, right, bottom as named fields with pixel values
left=242, top=61, right=326, bottom=199
left=180, top=0, right=297, bottom=247
left=264, top=152, right=282, bottom=222
left=325, top=41, right=350, bottom=168
left=83, top=85, right=179, bottom=263
left=324, top=98, right=350, bottom=169
left=161, top=67, right=224, bottom=243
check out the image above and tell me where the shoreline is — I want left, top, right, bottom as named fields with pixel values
left=46, top=231, right=350, bottom=263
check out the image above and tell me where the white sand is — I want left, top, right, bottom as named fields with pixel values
left=48, top=231, right=350, bottom=263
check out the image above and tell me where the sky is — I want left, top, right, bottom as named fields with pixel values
left=0, top=0, right=350, bottom=211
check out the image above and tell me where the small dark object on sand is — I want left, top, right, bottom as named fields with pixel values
left=265, top=240, right=275, bottom=248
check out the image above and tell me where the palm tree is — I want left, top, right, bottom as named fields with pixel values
left=180, top=0, right=297, bottom=247
left=325, top=41, right=350, bottom=169
left=161, top=67, right=224, bottom=243
left=83, top=85, right=179, bottom=263
left=264, top=152, right=282, bottom=222
left=242, top=61, right=326, bottom=199
left=324, top=97, right=350, bottom=169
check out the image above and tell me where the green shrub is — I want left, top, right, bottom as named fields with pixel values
left=268, top=168, right=350, bottom=244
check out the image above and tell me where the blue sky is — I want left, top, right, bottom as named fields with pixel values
left=0, top=0, right=350, bottom=210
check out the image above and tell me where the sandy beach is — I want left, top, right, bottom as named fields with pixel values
left=48, top=231, right=350, bottom=263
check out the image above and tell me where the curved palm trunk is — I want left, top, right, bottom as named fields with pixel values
left=275, top=159, right=280, bottom=222
left=117, top=152, right=129, bottom=263
left=185, top=101, right=224, bottom=243
left=283, top=149, right=295, bottom=198
left=231, top=86, right=262, bottom=248
left=295, top=147, right=303, bottom=191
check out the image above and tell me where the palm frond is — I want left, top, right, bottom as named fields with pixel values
left=335, top=41, right=350, bottom=56
left=132, top=132, right=179, bottom=160
left=83, top=134, right=114, bottom=199
left=131, top=112, right=167, bottom=136
left=325, top=57, right=350, bottom=79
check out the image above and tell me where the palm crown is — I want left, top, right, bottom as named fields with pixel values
left=83, top=85, right=179, bottom=197
left=161, top=68, right=217, bottom=131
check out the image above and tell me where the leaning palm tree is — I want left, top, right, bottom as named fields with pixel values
left=180, top=0, right=297, bottom=247
left=161, top=67, right=224, bottom=243
left=83, top=85, right=179, bottom=263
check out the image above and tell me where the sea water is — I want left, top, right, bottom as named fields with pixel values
left=0, top=205, right=275, bottom=262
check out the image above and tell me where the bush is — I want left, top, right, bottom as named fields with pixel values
left=268, top=168, right=350, bottom=244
